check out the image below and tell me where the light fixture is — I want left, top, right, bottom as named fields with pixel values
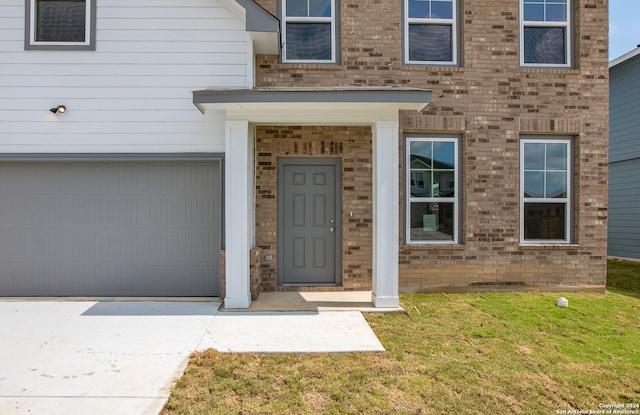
left=49, top=105, right=66, bottom=114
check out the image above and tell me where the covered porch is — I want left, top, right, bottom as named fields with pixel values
left=193, top=88, right=431, bottom=309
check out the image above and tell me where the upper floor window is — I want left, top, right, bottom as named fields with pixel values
left=281, top=0, right=337, bottom=63
left=404, top=0, right=458, bottom=65
left=520, top=0, right=571, bottom=67
left=25, top=0, right=96, bottom=50
left=406, top=136, right=460, bottom=244
left=520, top=137, right=572, bottom=243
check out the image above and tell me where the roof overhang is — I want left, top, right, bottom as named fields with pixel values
left=222, top=0, right=280, bottom=54
left=609, top=46, right=640, bottom=70
left=192, top=88, right=432, bottom=124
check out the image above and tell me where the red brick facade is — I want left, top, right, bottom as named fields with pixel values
left=251, top=0, right=609, bottom=292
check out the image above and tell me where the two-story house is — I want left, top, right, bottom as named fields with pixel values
left=0, top=0, right=609, bottom=308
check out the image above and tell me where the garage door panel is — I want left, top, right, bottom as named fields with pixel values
left=0, top=161, right=221, bottom=297
left=1, top=229, right=219, bottom=261
left=1, top=262, right=218, bottom=296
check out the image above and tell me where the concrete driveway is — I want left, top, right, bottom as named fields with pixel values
left=0, top=300, right=384, bottom=415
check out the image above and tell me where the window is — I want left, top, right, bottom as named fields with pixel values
left=281, top=0, right=336, bottom=63
left=25, top=0, right=96, bottom=50
left=520, top=138, right=572, bottom=243
left=520, top=0, right=571, bottom=67
left=406, top=136, right=459, bottom=244
left=404, top=0, right=457, bottom=65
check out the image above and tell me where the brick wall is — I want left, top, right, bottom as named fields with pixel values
left=255, top=126, right=374, bottom=292
left=252, top=0, right=609, bottom=292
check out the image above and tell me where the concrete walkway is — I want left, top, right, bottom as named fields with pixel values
left=0, top=300, right=384, bottom=415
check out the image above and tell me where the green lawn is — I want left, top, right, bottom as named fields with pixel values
left=163, top=260, right=640, bottom=414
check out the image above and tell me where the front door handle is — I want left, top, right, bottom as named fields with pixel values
left=329, top=226, right=334, bottom=233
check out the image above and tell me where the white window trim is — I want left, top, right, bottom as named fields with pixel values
left=405, top=136, right=460, bottom=245
left=281, top=0, right=337, bottom=63
left=26, top=0, right=95, bottom=50
left=519, top=137, right=572, bottom=244
left=404, top=0, right=458, bottom=66
left=519, top=0, right=572, bottom=68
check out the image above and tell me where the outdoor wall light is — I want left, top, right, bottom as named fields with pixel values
left=49, top=105, right=66, bottom=114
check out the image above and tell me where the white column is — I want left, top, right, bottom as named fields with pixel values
left=224, top=120, right=252, bottom=309
left=371, top=121, right=400, bottom=308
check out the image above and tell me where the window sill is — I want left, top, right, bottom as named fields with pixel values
left=403, top=65, right=465, bottom=73
left=25, top=43, right=95, bottom=51
left=518, top=243, right=579, bottom=250
left=403, top=62, right=461, bottom=68
left=278, top=62, right=341, bottom=68
left=401, top=244, right=465, bottom=250
left=518, top=67, right=579, bottom=74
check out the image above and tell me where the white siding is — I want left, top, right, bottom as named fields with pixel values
left=0, top=0, right=252, bottom=153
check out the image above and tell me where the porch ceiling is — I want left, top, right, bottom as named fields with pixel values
left=192, top=88, right=432, bottom=124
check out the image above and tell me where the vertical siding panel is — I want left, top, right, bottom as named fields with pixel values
left=608, top=159, right=640, bottom=259
left=610, top=57, right=640, bottom=162
left=609, top=56, right=640, bottom=259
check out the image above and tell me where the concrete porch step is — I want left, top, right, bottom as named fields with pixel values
left=223, top=291, right=405, bottom=313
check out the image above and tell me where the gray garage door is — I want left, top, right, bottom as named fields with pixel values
left=0, top=159, right=221, bottom=297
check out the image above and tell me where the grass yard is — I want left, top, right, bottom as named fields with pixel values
left=163, top=260, right=640, bottom=414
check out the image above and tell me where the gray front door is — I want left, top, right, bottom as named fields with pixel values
left=278, top=158, right=341, bottom=285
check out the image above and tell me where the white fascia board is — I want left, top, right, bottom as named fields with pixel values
left=193, top=89, right=432, bottom=123
left=609, top=47, right=640, bottom=69
left=221, top=102, right=423, bottom=124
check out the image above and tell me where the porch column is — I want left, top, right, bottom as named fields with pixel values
left=224, top=120, right=252, bottom=309
left=371, top=121, right=400, bottom=308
